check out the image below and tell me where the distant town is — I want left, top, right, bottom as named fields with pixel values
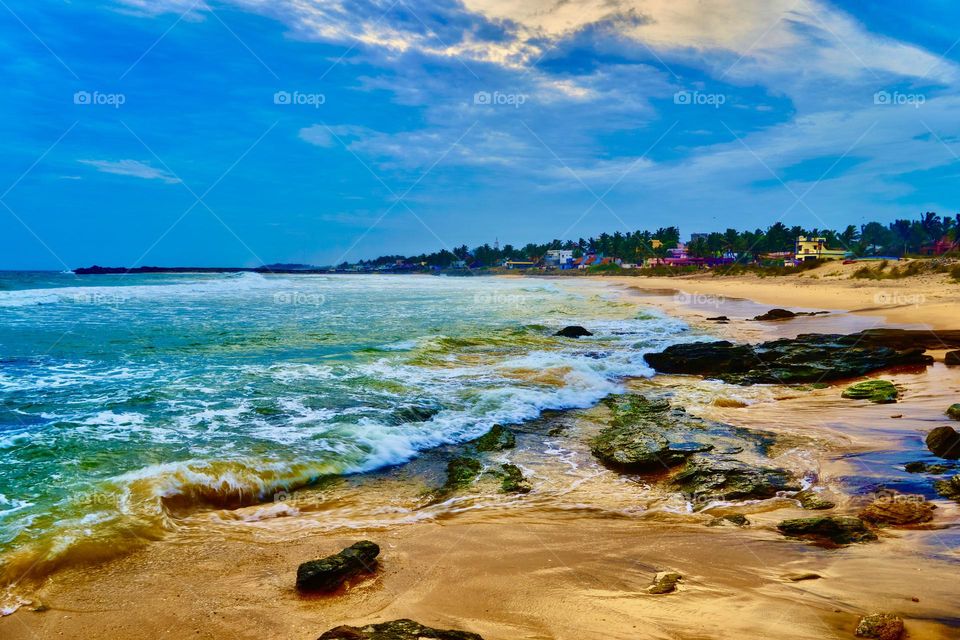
left=75, top=213, right=960, bottom=275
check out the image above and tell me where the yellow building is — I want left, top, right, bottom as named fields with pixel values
left=795, top=236, right=847, bottom=262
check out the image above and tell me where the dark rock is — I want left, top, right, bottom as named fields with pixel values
left=946, top=350, right=960, bottom=366
left=443, top=457, right=482, bottom=491
left=647, top=571, right=682, bottom=594
left=554, top=326, right=593, bottom=338
left=643, top=333, right=932, bottom=385
left=590, top=396, right=713, bottom=472
left=297, top=541, right=380, bottom=592
left=859, top=494, right=935, bottom=526
left=473, top=425, right=516, bottom=452
left=672, top=458, right=799, bottom=502
left=784, top=572, right=822, bottom=582
left=753, top=308, right=797, bottom=321
left=794, top=489, right=836, bottom=510
left=842, top=380, right=898, bottom=404
left=903, top=461, right=952, bottom=474
left=317, top=619, right=483, bottom=640
left=947, top=404, right=960, bottom=421
left=706, top=316, right=729, bottom=322
left=707, top=514, right=750, bottom=527
left=852, top=328, right=960, bottom=350
left=499, top=464, right=531, bottom=493
left=926, top=426, right=960, bottom=460
left=934, top=475, right=960, bottom=500
left=776, top=516, right=877, bottom=546
left=391, top=405, right=440, bottom=424
left=855, top=613, right=904, bottom=640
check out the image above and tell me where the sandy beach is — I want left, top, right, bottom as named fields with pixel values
left=2, top=274, right=959, bottom=640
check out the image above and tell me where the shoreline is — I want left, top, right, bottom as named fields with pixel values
left=2, top=278, right=959, bottom=639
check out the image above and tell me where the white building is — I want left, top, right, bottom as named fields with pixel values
left=545, top=249, right=574, bottom=266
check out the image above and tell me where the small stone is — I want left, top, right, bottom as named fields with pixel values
left=890, top=414, right=903, bottom=419
left=647, top=571, right=682, bottom=594
left=784, top=572, right=821, bottom=582
left=794, top=489, right=836, bottom=510
left=926, top=426, right=960, bottom=460
left=296, top=541, right=380, bottom=592
left=855, top=613, right=904, bottom=640
left=842, top=380, right=898, bottom=404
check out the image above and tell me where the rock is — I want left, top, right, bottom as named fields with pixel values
left=776, top=516, right=877, bottom=546
left=784, top=572, right=821, bottom=582
left=946, top=350, right=960, bottom=366
left=753, top=308, right=797, bottom=321
left=947, top=404, right=960, bottom=421
left=297, top=541, right=380, bottom=592
left=706, top=316, right=729, bottom=322
left=851, top=328, right=960, bottom=350
left=859, top=494, right=935, bottom=525
left=473, top=425, right=515, bottom=452
left=842, top=380, right=899, bottom=404
left=672, top=458, right=799, bottom=502
left=903, top=461, right=952, bottom=474
left=391, top=405, right=440, bottom=424
left=554, top=325, right=593, bottom=338
left=499, top=464, right=531, bottom=493
left=794, top=489, right=836, bottom=510
left=643, top=334, right=932, bottom=385
left=647, top=571, right=682, bottom=594
left=855, top=613, right=904, bottom=640
left=707, top=514, right=750, bottom=527
left=443, top=457, right=482, bottom=491
left=590, top=396, right=713, bottom=472
left=317, top=619, right=483, bottom=640
left=934, top=475, right=960, bottom=500
left=926, top=426, right=960, bottom=460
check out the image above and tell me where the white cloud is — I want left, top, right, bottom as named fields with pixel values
left=79, top=159, right=181, bottom=184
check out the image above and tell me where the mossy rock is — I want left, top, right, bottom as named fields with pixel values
left=926, top=426, right=960, bottom=460
left=947, top=404, right=960, bottom=421
left=855, top=613, right=904, bottom=640
left=842, top=380, right=898, bottom=404
left=318, top=619, right=483, bottom=640
left=647, top=571, right=682, bottom=594
left=443, top=457, right=482, bottom=491
left=499, top=464, right=531, bottom=493
left=777, top=516, right=877, bottom=546
left=794, top=489, right=836, bottom=510
left=934, top=475, right=960, bottom=500
left=473, top=425, right=516, bottom=452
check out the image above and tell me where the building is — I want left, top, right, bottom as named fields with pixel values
left=795, top=236, right=847, bottom=262
left=920, top=236, right=959, bottom=256
left=544, top=249, right=575, bottom=268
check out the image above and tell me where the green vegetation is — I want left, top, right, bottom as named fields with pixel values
left=841, top=380, right=899, bottom=404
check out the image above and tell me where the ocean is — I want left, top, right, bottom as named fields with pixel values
left=0, top=271, right=689, bottom=605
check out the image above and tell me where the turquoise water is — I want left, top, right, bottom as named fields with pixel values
left=0, top=272, right=687, bottom=594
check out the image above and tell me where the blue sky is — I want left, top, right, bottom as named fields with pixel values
left=2, top=0, right=958, bottom=269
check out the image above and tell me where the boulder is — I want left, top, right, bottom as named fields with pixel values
left=934, top=475, right=960, bottom=500
left=643, top=334, right=932, bottom=385
left=794, top=489, right=836, bottom=510
left=903, top=461, right=952, bottom=474
left=753, top=308, right=797, bottom=321
left=647, top=571, right=682, bottom=594
left=855, top=613, right=904, bottom=640
left=841, top=380, right=899, bottom=404
left=318, top=619, right=483, bottom=640
left=946, top=350, right=960, bottom=366
left=297, top=541, right=380, bottom=592
left=859, top=494, right=935, bottom=525
left=672, top=458, right=799, bottom=502
left=554, top=326, right=593, bottom=338
left=926, top=426, right=960, bottom=460
left=947, top=404, right=960, bottom=421
left=499, top=464, right=531, bottom=493
left=443, top=457, right=482, bottom=491
left=776, top=516, right=876, bottom=546
left=473, top=425, right=516, bottom=452
left=706, top=316, right=729, bottom=322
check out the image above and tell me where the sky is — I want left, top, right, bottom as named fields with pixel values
left=1, top=0, right=959, bottom=269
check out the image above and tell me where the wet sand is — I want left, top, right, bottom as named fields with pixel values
left=3, top=284, right=960, bottom=640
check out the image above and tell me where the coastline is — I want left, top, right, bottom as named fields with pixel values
left=2, top=277, right=959, bottom=639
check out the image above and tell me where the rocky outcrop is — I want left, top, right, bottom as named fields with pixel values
left=590, top=396, right=714, bottom=472
left=946, top=350, right=960, bottom=366
left=855, top=613, right=904, bottom=640
left=499, top=464, right=531, bottom=493
left=643, top=333, right=932, bottom=385
left=794, top=489, right=836, bottom=510
left=473, top=425, right=516, bottom=452
left=842, top=380, right=899, bottom=404
left=947, top=404, right=960, bottom=421
left=926, top=426, right=960, bottom=460
left=934, top=475, right=960, bottom=500
left=647, top=571, right=682, bottom=594
left=903, top=461, right=952, bottom=474
left=297, top=541, right=380, bottom=592
left=443, top=457, right=482, bottom=491
left=318, top=619, right=483, bottom=640
left=776, top=516, right=877, bottom=546
left=859, top=494, right=935, bottom=526
left=672, top=458, right=799, bottom=501
left=554, top=326, right=593, bottom=338
left=753, top=308, right=797, bottom=321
